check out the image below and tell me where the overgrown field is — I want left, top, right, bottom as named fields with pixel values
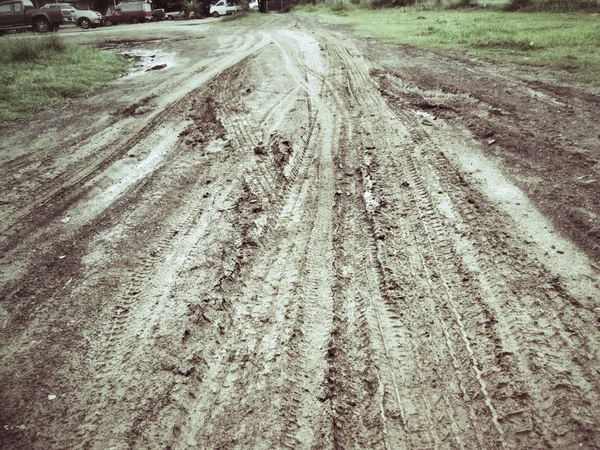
left=0, top=35, right=129, bottom=122
left=296, top=4, right=600, bottom=84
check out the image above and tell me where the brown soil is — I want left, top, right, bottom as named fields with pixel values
left=1, top=15, right=599, bottom=450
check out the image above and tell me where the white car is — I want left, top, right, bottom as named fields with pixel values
left=40, top=3, right=103, bottom=29
left=248, top=1, right=258, bottom=11
left=209, top=0, right=241, bottom=18
left=165, top=10, right=184, bottom=20
left=71, top=5, right=104, bottom=29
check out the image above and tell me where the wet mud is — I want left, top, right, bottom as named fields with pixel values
left=1, top=16, right=599, bottom=450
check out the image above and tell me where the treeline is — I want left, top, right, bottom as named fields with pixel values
left=369, top=0, right=600, bottom=11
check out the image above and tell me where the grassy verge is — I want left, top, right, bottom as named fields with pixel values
left=0, top=35, right=129, bottom=123
left=295, top=4, right=600, bottom=84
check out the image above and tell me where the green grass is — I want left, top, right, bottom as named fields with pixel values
left=294, top=5, right=600, bottom=84
left=0, top=35, right=129, bottom=122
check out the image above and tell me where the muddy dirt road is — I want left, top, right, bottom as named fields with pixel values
left=1, top=15, right=600, bottom=449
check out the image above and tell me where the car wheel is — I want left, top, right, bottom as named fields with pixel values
left=33, top=18, right=50, bottom=33
left=152, top=15, right=158, bottom=22
left=212, top=11, right=219, bottom=18
left=79, top=17, right=91, bottom=29
left=131, top=17, right=139, bottom=24
left=167, top=15, right=173, bottom=20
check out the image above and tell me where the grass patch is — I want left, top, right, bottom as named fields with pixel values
left=295, top=6, right=600, bottom=84
left=0, top=35, right=129, bottom=122
left=3, top=33, right=66, bottom=62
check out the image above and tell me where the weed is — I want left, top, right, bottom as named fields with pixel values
left=331, top=2, right=348, bottom=12
left=0, top=34, right=66, bottom=63
left=446, top=0, right=478, bottom=9
left=505, top=0, right=599, bottom=12
left=0, top=36, right=129, bottom=122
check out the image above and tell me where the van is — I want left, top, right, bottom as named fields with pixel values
left=209, top=0, right=241, bottom=17
left=105, top=1, right=152, bottom=24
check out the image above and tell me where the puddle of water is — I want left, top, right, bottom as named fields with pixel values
left=118, top=48, right=178, bottom=78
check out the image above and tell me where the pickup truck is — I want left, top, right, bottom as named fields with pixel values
left=0, top=0, right=63, bottom=33
left=151, top=8, right=164, bottom=21
left=209, top=0, right=241, bottom=18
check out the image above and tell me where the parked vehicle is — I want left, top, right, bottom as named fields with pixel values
left=104, top=1, right=152, bottom=25
left=209, top=0, right=240, bottom=18
left=71, top=5, right=104, bottom=29
left=40, top=2, right=74, bottom=22
left=42, top=4, right=103, bottom=28
left=0, top=0, right=63, bottom=33
left=165, top=9, right=183, bottom=20
left=248, top=1, right=258, bottom=11
left=151, top=8, right=164, bottom=21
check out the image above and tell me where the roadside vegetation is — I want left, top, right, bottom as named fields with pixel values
left=221, top=11, right=250, bottom=20
left=0, top=35, right=129, bottom=123
left=295, top=0, right=600, bottom=84
left=221, top=10, right=268, bottom=22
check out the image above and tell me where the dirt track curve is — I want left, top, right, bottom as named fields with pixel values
left=1, top=14, right=600, bottom=450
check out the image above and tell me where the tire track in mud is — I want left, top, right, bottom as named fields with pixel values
left=49, top=55, right=273, bottom=448
left=326, top=31, right=600, bottom=447
left=4, top=18, right=600, bottom=450
left=0, top=32, right=271, bottom=256
left=320, top=34, right=487, bottom=449
left=320, top=44, right=411, bottom=449
left=194, top=34, right=335, bottom=449
left=279, top=115, right=336, bottom=450
left=110, top=39, right=330, bottom=449
left=71, top=121, right=254, bottom=448
left=324, top=32, right=568, bottom=450
left=378, top=74, right=600, bottom=447
left=144, top=29, right=345, bottom=449
left=328, top=122, right=401, bottom=449
left=263, top=31, right=339, bottom=449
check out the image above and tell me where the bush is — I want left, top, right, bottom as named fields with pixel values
left=0, top=35, right=66, bottom=63
left=330, top=1, right=347, bottom=11
left=505, top=0, right=600, bottom=11
left=446, top=0, right=478, bottom=9
left=371, top=0, right=416, bottom=8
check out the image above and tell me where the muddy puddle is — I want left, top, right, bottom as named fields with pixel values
left=119, top=49, right=179, bottom=77
left=100, top=40, right=180, bottom=77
